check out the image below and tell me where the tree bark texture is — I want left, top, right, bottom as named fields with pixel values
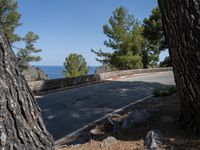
left=0, top=28, right=54, bottom=149
left=158, top=0, right=200, bottom=132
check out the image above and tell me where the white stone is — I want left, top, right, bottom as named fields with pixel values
left=101, top=136, right=117, bottom=148
left=144, top=130, right=163, bottom=150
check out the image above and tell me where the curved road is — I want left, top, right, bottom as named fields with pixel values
left=37, top=71, right=175, bottom=140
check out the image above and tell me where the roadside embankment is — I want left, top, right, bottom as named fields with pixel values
left=56, top=94, right=200, bottom=150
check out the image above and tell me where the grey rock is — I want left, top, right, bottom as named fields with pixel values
left=108, top=114, right=123, bottom=134
left=144, top=130, right=163, bottom=150
left=21, top=64, right=48, bottom=81
left=108, top=114, right=123, bottom=124
left=100, top=136, right=117, bottom=148
left=122, top=110, right=150, bottom=129
left=90, top=127, right=105, bottom=135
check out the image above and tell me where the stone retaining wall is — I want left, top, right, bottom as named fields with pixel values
left=28, top=67, right=172, bottom=94
left=28, top=74, right=100, bottom=94
left=98, top=67, right=172, bottom=80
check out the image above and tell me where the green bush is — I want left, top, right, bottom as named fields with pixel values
left=153, top=85, right=177, bottom=97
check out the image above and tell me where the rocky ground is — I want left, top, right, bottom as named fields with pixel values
left=56, top=95, right=200, bottom=150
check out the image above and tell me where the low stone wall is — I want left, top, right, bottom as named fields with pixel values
left=28, top=67, right=172, bottom=94
left=98, top=67, right=172, bottom=80
left=28, top=74, right=101, bottom=94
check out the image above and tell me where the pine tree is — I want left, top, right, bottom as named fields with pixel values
left=0, top=24, right=54, bottom=150
left=158, top=0, right=200, bottom=132
left=92, top=6, right=144, bottom=70
left=142, top=7, right=167, bottom=68
left=0, top=0, right=21, bottom=43
left=17, top=31, right=42, bottom=71
left=63, top=53, right=89, bottom=77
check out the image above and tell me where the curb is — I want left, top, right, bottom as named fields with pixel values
left=55, top=95, right=153, bottom=147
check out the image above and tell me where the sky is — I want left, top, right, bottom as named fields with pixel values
left=15, top=0, right=168, bottom=66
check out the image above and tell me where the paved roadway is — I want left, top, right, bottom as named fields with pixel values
left=37, top=71, right=175, bottom=140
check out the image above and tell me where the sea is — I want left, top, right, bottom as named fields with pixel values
left=36, top=66, right=96, bottom=79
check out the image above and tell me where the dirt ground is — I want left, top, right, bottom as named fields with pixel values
left=57, top=95, right=200, bottom=150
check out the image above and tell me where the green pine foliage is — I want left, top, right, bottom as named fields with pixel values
left=17, top=31, right=42, bottom=70
left=143, top=7, right=167, bottom=50
left=0, top=0, right=42, bottom=71
left=92, top=6, right=144, bottom=70
left=0, top=0, right=21, bottom=43
left=160, top=56, right=172, bottom=67
left=92, top=6, right=167, bottom=70
left=63, top=53, right=89, bottom=77
left=142, top=7, right=168, bottom=68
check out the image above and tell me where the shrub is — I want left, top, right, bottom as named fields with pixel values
left=153, top=85, right=177, bottom=97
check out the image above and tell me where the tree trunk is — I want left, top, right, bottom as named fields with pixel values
left=0, top=28, right=54, bottom=149
left=158, top=0, right=200, bottom=132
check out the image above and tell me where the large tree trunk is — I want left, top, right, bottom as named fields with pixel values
left=158, top=0, right=200, bottom=132
left=0, top=28, right=54, bottom=148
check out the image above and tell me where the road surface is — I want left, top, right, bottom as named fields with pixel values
left=37, top=71, right=175, bottom=140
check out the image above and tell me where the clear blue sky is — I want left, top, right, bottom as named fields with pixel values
left=15, top=0, right=168, bottom=66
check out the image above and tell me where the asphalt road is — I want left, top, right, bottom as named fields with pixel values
left=37, top=71, right=175, bottom=140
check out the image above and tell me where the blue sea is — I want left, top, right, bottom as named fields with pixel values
left=36, top=66, right=96, bottom=79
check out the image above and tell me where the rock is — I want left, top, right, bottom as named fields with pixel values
left=144, top=130, right=163, bottom=150
left=101, top=119, right=113, bottom=133
left=21, top=64, right=48, bottom=81
left=69, top=144, right=81, bottom=148
left=108, top=114, right=125, bottom=124
left=100, top=136, right=117, bottom=148
left=122, top=110, right=150, bottom=129
left=90, top=126, right=105, bottom=136
left=108, top=114, right=124, bottom=134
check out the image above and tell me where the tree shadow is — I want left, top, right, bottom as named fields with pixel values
left=37, top=79, right=174, bottom=142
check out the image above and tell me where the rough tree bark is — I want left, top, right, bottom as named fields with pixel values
left=0, top=28, right=54, bottom=149
left=158, top=0, right=200, bottom=132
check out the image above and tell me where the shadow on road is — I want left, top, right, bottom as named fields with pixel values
left=37, top=80, right=173, bottom=141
